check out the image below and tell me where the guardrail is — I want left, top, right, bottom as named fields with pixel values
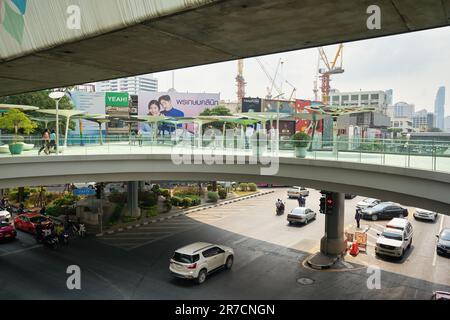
left=0, top=136, right=449, bottom=173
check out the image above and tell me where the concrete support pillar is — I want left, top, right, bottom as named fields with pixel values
left=320, top=192, right=346, bottom=256
left=127, top=181, right=140, bottom=217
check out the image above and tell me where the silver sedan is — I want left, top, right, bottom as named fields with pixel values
left=287, top=207, right=317, bottom=225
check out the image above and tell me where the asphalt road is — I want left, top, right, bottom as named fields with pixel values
left=0, top=188, right=449, bottom=299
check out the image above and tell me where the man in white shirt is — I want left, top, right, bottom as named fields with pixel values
left=245, top=125, right=254, bottom=149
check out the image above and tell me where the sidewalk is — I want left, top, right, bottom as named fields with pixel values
left=94, top=189, right=275, bottom=237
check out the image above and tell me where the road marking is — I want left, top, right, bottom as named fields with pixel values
left=373, top=223, right=386, bottom=231
left=232, top=237, right=248, bottom=245
left=433, top=214, right=445, bottom=267
left=366, top=233, right=378, bottom=240
left=0, top=244, right=42, bottom=257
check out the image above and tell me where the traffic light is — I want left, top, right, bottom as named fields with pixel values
left=326, top=196, right=334, bottom=213
left=319, top=195, right=327, bottom=214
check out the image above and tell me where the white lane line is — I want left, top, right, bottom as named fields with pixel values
left=0, top=244, right=42, bottom=257
left=433, top=214, right=445, bottom=267
left=373, top=223, right=386, bottom=230
left=366, top=233, right=378, bottom=241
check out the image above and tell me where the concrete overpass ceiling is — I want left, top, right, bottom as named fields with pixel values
left=0, top=0, right=448, bottom=96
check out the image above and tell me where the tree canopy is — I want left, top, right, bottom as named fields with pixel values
left=200, top=106, right=235, bottom=131
left=0, top=109, right=37, bottom=136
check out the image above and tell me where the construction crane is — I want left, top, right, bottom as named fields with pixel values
left=255, top=58, right=283, bottom=99
left=318, top=44, right=344, bottom=104
left=285, top=80, right=297, bottom=101
left=313, top=54, right=320, bottom=101
left=236, top=59, right=246, bottom=104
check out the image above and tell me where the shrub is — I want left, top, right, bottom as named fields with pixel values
left=108, top=191, right=127, bottom=204
left=190, top=196, right=201, bottom=206
left=46, top=205, right=65, bottom=217
left=163, top=199, right=172, bottom=212
left=146, top=206, right=158, bottom=218
left=181, top=197, right=193, bottom=208
left=218, top=188, right=227, bottom=199
left=139, top=191, right=158, bottom=207
left=150, top=184, right=160, bottom=194
left=160, top=189, right=170, bottom=199
left=206, top=184, right=213, bottom=191
left=248, top=183, right=257, bottom=191
left=291, top=131, right=311, bottom=148
left=52, top=194, right=79, bottom=207
left=109, top=203, right=124, bottom=225
left=239, top=183, right=248, bottom=191
left=170, top=196, right=182, bottom=206
left=173, top=186, right=201, bottom=197
left=207, top=192, right=219, bottom=203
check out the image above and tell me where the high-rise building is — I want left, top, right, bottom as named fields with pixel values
left=95, top=74, right=158, bottom=95
left=328, top=90, right=389, bottom=114
left=445, top=116, right=450, bottom=133
left=434, top=86, right=445, bottom=130
left=385, top=89, right=393, bottom=106
left=392, top=102, right=415, bottom=118
left=412, top=109, right=435, bottom=132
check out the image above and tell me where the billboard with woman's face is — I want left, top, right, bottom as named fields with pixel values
left=138, top=91, right=220, bottom=134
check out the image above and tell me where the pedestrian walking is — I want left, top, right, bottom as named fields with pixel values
left=38, top=129, right=50, bottom=155
left=355, top=208, right=362, bottom=229
left=137, top=129, right=143, bottom=147
left=49, top=129, right=56, bottom=152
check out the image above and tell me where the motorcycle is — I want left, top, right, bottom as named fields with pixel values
left=36, top=232, right=59, bottom=249
left=276, top=202, right=285, bottom=215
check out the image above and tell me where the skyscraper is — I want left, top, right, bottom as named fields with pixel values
left=434, top=86, right=445, bottom=130
left=95, top=74, right=158, bottom=95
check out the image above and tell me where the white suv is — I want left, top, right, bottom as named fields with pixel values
left=375, top=218, right=413, bottom=258
left=169, top=242, right=234, bottom=284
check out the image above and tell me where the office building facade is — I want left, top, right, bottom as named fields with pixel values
left=434, top=86, right=445, bottom=130
left=95, top=75, right=158, bottom=95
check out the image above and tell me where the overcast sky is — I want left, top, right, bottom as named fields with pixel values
left=153, top=26, right=449, bottom=115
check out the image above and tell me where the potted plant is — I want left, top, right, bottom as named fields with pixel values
left=0, top=109, right=37, bottom=155
left=291, top=131, right=310, bottom=158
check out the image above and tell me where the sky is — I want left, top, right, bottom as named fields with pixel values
left=153, top=26, right=450, bottom=115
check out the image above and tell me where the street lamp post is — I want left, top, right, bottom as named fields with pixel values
left=49, top=91, right=65, bottom=155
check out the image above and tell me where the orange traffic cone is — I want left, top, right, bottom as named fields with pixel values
left=350, top=241, right=359, bottom=256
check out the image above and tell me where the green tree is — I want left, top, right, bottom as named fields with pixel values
left=0, top=109, right=37, bottom=140
left=200, top=105, right=235, bottom=131
left=0, top=90, right=74, bottom=132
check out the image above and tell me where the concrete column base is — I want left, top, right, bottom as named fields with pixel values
left=320, top=235, right=346, bottom=256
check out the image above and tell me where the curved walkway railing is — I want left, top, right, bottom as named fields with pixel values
left=1, top=136, right=450, bottom=173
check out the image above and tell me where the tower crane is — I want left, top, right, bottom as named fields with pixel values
left=255, top=58, right=283, bottom=99
left=318, top=44, right=344, bottom=104
left=236, top=59, right=246, bottom=104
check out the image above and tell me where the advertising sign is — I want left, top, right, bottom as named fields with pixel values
left=262, top=99, right=296, bottom=114
left=354, top=231, right=367, bottom=252
left=105, top=92, right=129, bottom=107
left=242, top=97, right=262, bottom=113
left=73, top=188, right=96, bottom=196
left=138, top=91, right=220, bottom=134
left=70, top=91, right=106, bottom=135
left=294, top=99, right=324, bottom=134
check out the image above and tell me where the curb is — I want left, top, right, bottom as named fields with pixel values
left=95, top=189, right=275, bottom=237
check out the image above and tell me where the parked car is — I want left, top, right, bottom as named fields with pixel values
left=13, top=213, right=53, bottom=234
left=413, top=208, right=438, bottom=222
left=0, top=209, right=11, bottom=222
left=72, top=182, right=96, bottom=189
left=356, top=198, right=380, bottom=210
left=169, top=242, right=234, bottom=284
left=0, top=221, right=16, bottom=241
left=431, top=291, right=450, bottom=300
left=361, top=202, right=408, bottom=221
left=287, top=207, right=316, bottom=225
left=375, top=222, right=413, bottom=258
left=345, top=193, right=356, bottom=199
left=287, top=186, right=309, bottom=198
left=436, top=228, right=450, bottom=256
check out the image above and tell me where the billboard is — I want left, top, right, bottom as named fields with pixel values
left=262, top=99, right=296, bottom=114
left=294, top=99, right=324, bottom=134
left=70, top=91, right=106, bottom=135
left=138, top=91, right=220, bottom=134
left=242, top=97, right=262, bottom=113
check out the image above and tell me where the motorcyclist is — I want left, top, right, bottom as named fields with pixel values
left=276, top=199, right=285, bottom=214
left=35, top=222, right=44, bottom=242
